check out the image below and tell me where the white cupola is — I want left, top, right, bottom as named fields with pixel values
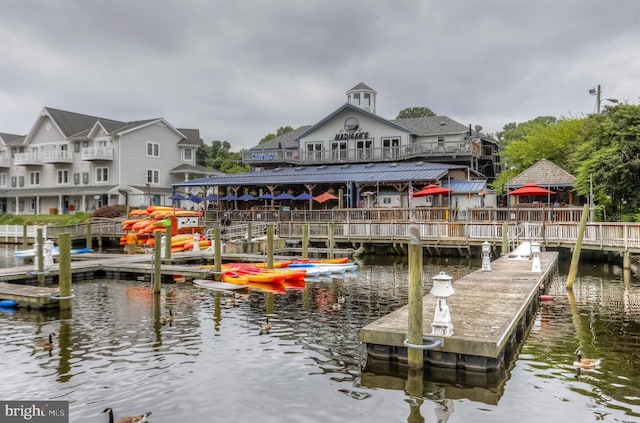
left=346, top=83, right=377, bottom=114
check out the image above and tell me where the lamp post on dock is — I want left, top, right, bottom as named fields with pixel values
left=431, top=271, right=454, bottom=337
left=531, top=241, right=541, bottom=273
left=481, top=241, right=492, bottom=271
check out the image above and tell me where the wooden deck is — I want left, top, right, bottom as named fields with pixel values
left=0, top=282, right=61, bottom=309
left=360, top=251, right=558, bottom=372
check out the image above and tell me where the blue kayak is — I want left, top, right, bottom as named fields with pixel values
left=0, top=299, right=18, bottom=308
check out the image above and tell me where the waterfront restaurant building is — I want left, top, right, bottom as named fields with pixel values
left=174, top=83, right=499, bottom=214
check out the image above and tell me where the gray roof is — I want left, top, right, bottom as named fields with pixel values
left=346, top=82, right=376, bottom=93
left=0, top=133, right=25, bottom=145
left=506, top=159, right=576, bottom=188
left=443, top=179, right=489, bottom=193
left=45, top=107, right=125, bottom=138
left=250, top=125, right=312, bottom=150
left=177, top=128, right=201, bottom=146
left=174, top=161, right=469, bottom=188
left=171, top=163, right=224, bottom=176
left=391, top=116, right=469, bottom=136
left=0, top=185, right=118, bottom=197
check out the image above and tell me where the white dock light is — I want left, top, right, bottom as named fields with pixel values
left=531, top=241, right=541, bottom=273
left=43, top=239, right=55, bottom=269
left=431, top=271, right=454, bottom=337
left=192, top=232, right=200, bottom=252
left=481, top=241, right=492, bottom=271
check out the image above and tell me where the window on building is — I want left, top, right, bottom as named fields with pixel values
left=74, top=173, right=80, bottom=185
left=437, top=136, right=445, bottom=149
left=146, top=169, right=160, bottom=184
left=11, top=176, right=16, bottom=187
left=183, top=148, right=193, bottom=161
left=0, top=173, right=6, bottom=187
left=331, top=141, right=347, bottom=161
left=30, top=198, right=36, bottom=212
left=82, top=172, right=89, bottom=184
left=28, top=172, right=39, bottom=186
left=96, top=167, right=109, bottom=183
left=383, top=138, right=400, bottom=159
left=74, top=142, right=81, bottom=153
left=18, top=176, right=24, bottom=187
left=146, top=142, right=160, bottom=157
left=352, top=93, right=360, bottom=106
left=356, top=140, right=373, bottom=160
left=57, top=169, right=69, bottom=185
left=306, top=142, right=323, bottom=161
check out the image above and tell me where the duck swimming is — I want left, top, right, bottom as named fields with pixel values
left=34, top=332, right=55, bottom=351
left=102, top=407, right=152, bottom=423
left=260, top=317, right=272, bottom=335
left=573, top=349, right=602, bottom=369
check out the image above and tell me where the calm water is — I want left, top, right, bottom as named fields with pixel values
left=0, top=245, right=639, bottom=422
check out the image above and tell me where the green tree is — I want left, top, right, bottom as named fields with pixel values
left=491, top=117, right=582, bottom=194
left=396, top=107, right=436, bottom=119
left=571, top=104, right=640, bottom=220
left=197, top=140, right=250, bottom=174
left=259, top=126, right=294, bottom=144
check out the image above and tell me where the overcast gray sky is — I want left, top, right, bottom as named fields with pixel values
left=1, top=0, right=638, bottom=149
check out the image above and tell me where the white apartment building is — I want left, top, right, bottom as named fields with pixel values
left=0, top=107, right=214, bottom=214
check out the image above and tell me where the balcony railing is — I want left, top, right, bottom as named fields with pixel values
left=243, top=139, right=481, bottom=165
left=0, top=155, right=9, bottom=168
left=82, top=146, right=113, bottom=161
left=14, top=152, right=43, bottom=166
left=42, top=149, right=73, bottom=163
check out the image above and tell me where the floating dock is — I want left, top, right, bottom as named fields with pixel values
left=360, top=251, right=558, bottom=372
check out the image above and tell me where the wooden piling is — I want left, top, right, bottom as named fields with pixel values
left=328, top=223, right=335, bottom=259
left=22, top=225, right=28, bottom=249
left=85, top=222, right=92, bottom=250
left=36, top=227, right=45, bottom=285
left=58, top=233, right=72, bottom=310
left=247, top=221, right=252, bottom=242
left=407, top=226, right=423, bottom=370
left=501, top=223, right=508, bottom=255
left=214, top=228, right=222, bottom=281
left=566, top=203, right=590, bottom=289
left=623, top=250, right=631, bottom=270
left=153, top=231, right=162, bottom=294
left=164, top=231, right=172, bottom=262
left=266, top=225, right=274, bottom=269
left=302, top=224, right=309, bottom=259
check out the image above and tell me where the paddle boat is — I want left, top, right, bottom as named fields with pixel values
left=14, top=246, right=94, bottom=259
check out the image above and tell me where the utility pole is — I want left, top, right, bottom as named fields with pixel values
left=589, top=84, right=602, bottom=114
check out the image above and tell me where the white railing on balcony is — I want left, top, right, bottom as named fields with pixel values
left=0, top=155, right=10, bottom=167
left=243, top=139, right=481, bottom=165
left=82, top=146, right=113, bottom=160
left=42, top=149, right=73, bottom=163
left=14, top=151, right=43, bottom=165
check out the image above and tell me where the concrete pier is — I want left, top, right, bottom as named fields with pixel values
left=360, top=251, right=558, bottom=372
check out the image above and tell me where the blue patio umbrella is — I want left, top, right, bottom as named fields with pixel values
left=238, top=193, right=257, bottom=201
left=169, top=193, right=187, bottom=201
left=258, top=193, right=274, bottom=200
left=187, top=195, right=203, bottom=203
left=204, top=195, right=219, bottom=201
left=274, top=192, right=295, bottom=201
left=220, top=194, right=237, bottom=201
left=294, top=193, right=314, bottom=201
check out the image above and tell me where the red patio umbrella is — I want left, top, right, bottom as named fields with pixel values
left=413, top=184, right=453, bottom=197
left=314, top=192, right=338, bottom=203
left=508, top=183, right=555, bottom=196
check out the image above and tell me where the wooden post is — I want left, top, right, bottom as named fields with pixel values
left=36, top=227, right=45, bottom=285
left=58, top=233, right=72, bottom=310
left=406, top=368, right=425, bottom=421
left=407, top=224, right=423, bottom=370
left=302, top=224, right=309, bottom=259
left=153, top=231, right=162, bottom=294
left=328, top=223, right=335, bottom=259
left=501, top=223, right=509, bottom=256
left=566, top=203, right=590, bottom=289
left=623, top=250, right=631, bottom=270
left=247, top=221, right=252, bottom=242
left=266, top=225, right=274, bottom=269
left=164, top=231, right=172, bottom=262
left=214, top=228, right=222, bottom=281
left=85, top=222, right=92, bottom=250
left=22, top=224, right=28, bottom=249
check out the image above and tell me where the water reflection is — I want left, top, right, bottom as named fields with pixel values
left=0, top=253, right=639, bottom=421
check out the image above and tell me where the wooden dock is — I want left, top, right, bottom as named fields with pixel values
left=360, top=251, right=558, bottom=372
left=0, top=282, right=61, bottom=308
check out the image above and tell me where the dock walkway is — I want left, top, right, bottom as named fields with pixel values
left=360, top=251, right=558, bottom=372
